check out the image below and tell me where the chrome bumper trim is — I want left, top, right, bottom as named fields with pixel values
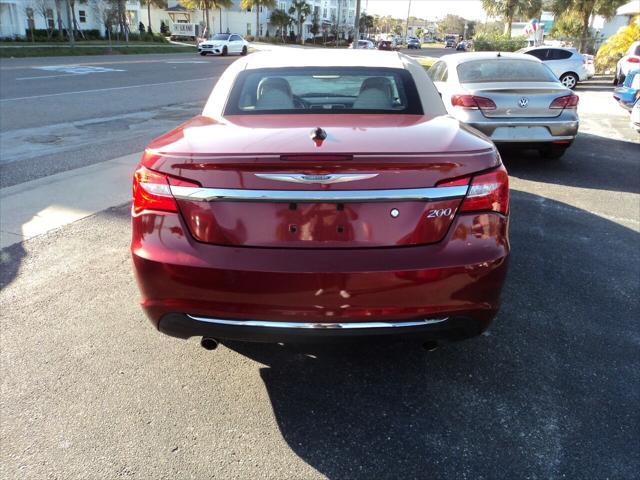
left=170, top=185, right=468, bottom=203
left=186, top=315, right=448, bottom=329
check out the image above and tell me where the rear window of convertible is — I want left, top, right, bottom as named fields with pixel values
left=457, top=59, right=559, bottom=83
left=224, top=67, right=423, bottom=115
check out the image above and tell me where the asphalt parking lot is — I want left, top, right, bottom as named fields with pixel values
left=1, top=51, right=639, bottom=479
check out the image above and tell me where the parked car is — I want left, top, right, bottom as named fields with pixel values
left=582, top=53, right=595, bottom=78
left=131, top=50, right=510, bottom=349
left=350, top=39, right=375, bottom=49
left=456, top=41, right=469, bottom=52
left=613, top=69, right=640, bottom=111
left=615, top=40, right=640, bottom=85
left=444, top=34, right=457, bottom=48
left=198, top=33, right=249, bottom=56
left=518, top=46, right=589, bottom=89
left=376, top=40, right=395, bottom=51
left=630, top=98, right=640, bottom=133
left=407, top=38, right=421, bottom=49
left=428, top=52, right=579, bottom=159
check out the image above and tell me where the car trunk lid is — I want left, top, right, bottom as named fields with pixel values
left=144, top=115, right=498, bottom=248
left=462, top=82, right=568, bottom=118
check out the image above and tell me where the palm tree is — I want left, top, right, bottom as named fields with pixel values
left=359, top=12, right=374, bottom=37
left=183, top=0, right=232, bottom=36
left=240, top=0, right=276, bottom=39
left=139, top=0, right=166, bottom=34
left=288, top=0, right=311, bottom=43
left=481, top=0, right=542, bottom=37
left=269, top=8, right=291, bottom=43
left=548, top=0, right=626, bottom=51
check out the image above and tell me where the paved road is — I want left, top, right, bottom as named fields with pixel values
left=1, top=51, right=639, bottom=479
left=0, top=53, right=236, bottom=187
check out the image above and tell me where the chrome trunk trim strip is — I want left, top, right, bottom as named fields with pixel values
left=254, top=173, right=379, bottom=184
left=170, top=185, right=468, bottom=202
left=186, top=315, right=448, bottom=329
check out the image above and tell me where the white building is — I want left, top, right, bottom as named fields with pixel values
left=0, top=0, right=140, bottom=39
left=597, top=1, right=640, bottom=39
left=0, top=0, right=357, bottom=40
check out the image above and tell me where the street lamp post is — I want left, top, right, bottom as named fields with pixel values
left=353, top=0, right=361, bottom=46
left=404, top=0, right=412, bottom=41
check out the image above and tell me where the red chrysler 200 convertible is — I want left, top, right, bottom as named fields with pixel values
left=131, top=50, right=510, bottom=350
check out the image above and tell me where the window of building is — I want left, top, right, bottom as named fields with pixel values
left=279, top=1, right=286, bottom=10
left=247, top=23, right=251, bottom=35
left=79, top=10, right=86, bottom=23
left=46, top=8, right=54, bottom=29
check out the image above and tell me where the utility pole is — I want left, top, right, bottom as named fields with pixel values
left=336, top=0, right=341, bottom=43
left=65, top=0, right=74, bottom=47
left=404, top=0, right=411, bottom=41
left=353, top=0, right=361, bottom=46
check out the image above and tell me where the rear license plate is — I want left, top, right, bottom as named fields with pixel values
left=492, top=126, right=550, bottom=141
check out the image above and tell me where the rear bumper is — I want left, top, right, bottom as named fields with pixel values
left=467, top=116, right=579, bottom=143
left=132, top=211, right=510, bottom=342
left=159, top=313, right=484, bottom=343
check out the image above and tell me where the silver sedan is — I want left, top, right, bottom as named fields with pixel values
left=428, top=52, right=579, bottom=159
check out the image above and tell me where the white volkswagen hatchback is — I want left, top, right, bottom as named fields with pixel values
left=198, top=33, right=249, bottom=56
left=518, top=46, right=589, bottom=89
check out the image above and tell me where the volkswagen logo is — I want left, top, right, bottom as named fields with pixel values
left=518, top=97, right=529, bottom=108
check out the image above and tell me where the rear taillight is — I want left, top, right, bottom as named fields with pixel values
left=451, top=94, right=497, bottom=110
left=132, top=166, right=198, bottom=214
left=628, top=57, right=640, bottom=63
left=133, top=166, right=176, bottom=214
left=439, top=164, right=509, bottom=215
left=550, top=94, right=579, bottom=109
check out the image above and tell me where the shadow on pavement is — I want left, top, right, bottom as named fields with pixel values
left=501, top=132, right=640, bottom=194
left=225, top=190, right=640, bottom=479
left=0, top=241, right=26, bottom=290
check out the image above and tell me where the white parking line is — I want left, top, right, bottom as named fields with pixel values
left=0, top=77, right=214, bottom=102
left=16, top=73, right=80, bottom=81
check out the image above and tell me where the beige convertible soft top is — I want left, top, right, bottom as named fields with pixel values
left=202, top=49, right=446, bottom=119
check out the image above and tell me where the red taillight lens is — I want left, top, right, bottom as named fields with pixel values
left=439, top=165, right=509, bottom=215
left=451, top=94, right=497, bottom=110
left=549, top=94, right=579, bottom=109
left=461, top=166, right=509, bottom=215
left=132, top=166, right=181, bottom=214
left=628, top=57, right=640, bottom=63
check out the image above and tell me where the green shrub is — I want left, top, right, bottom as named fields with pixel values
left=24, top=28, right=102, bottom=41
left=473, top=33, right=527, bottom=52
left=595, top=22, right=640, bottom=74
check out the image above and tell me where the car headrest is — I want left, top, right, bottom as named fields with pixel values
left=359, top=77, right=393, bottom=99
left=257, top=77, right=293, bottom=100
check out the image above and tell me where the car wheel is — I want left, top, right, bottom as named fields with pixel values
left=560, top=72, right=578, bottom=89
left=618, top=72, right=626, bottom=85
left=241, top=46, right=247, bottom=56
left=539, top=145, right=568, bottom=160
left=222, top=46, right=228, bottom=56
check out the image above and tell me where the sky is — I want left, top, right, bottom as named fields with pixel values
left=361, top=0, right=488, bottom=22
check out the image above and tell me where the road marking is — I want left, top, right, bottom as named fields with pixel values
left=35, top=65, right=126, bottom=74
left=16, top=65, right=126, bottom=80
left=16, top=73, right=81, bottom=81
left=0, top=55, right=234, bottom=71
left=0, top=77, right=214, bottom=102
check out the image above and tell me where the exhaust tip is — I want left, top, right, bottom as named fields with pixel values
left=200, top=337, right=219, bottom=350
left=422, top=341, right=439, bottom=352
